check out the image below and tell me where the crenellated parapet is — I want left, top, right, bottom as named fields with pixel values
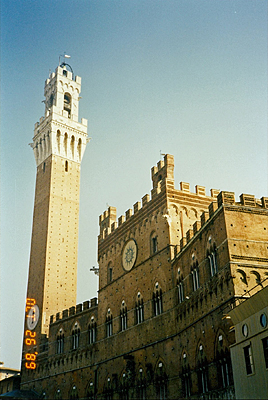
left=151, top=154, right=174, bottom=190
left=49, top=297, right=98, bottom=325
left=178, top=191, right=268, bottom=254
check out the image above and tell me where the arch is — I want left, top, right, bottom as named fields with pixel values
left=153, top=282, right=163, bottom=316
left=106, top=308, right=113, bottom=337
left=77, top=138, right=82, bottom=161
left=56, top=328, right=64, bottom=354
left=56, top=130, right=61, bottom=153
left=136, top=291, right=144, bottom=324
left=85, top=380, right=94, bottom=400
left=237, top=269, right=248, bottom=285
left=63, top=132, right=68, bottom=156
left=150, top=231, right=158, bottom=255
left=250, top=270, right=261, bottom=285
left=70, top=135, right=75, bottom=158
left=71, top=322, right=80, bottom=350
left=54, top=388, right=62, bottom=399
left=107, top=261, right=113, bottom=283
left=206, top=236, right=218, bottom=277
left=64, top=92, right=71, bottom=117
left=177, top=268, right=185, bottom=303
left=69, top=384, right=78, bottom=400
left=88, top=316, right=96, bottom=344
left=120, top=300, right=128, bottom=331
left=154, top=360, right=168, bottom=399
left=196, top=342, right=209, bottom=395
left=181, top=351, right=191, bottom=398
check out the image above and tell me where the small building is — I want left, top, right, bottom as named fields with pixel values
left=229, top=284, right=268, bottom=400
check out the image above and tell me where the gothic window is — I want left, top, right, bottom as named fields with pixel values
left=136, top=367, right=146, bottom=400
left=88, top=316, right=96, bottom=344
left=120, top=301, right=128, bottom=331
left=181, top=353, right=191, bottom=398
left=106, top=309, right=113, bottom=337
left=56, top=329, right=64, bottom=354
left=177, top=269, right=184, bottom=304
left=64, top=132, right=68, bottom=156
left=155, top=362, right=168, bottom=400
left=244, top=344, right=254, bottom=375
left=136, top=292, right=144, bottom=324
left=55, top=388, right=62, bottom=399
left=207, top=243, right=218, bottom=277
left=86, top=381, right=94, bottom=400
left=77, top=138, right=82, bottom=161
left=57, top=130, right=61, bottom=153
left=150, top=231, right=158, bottom=255
left=71, top=135, right=75, bottom=158
left=262, top=337, right=268, bottom=368
left=153, top=282, right=163, bottom=316
left=119, top=372, right=129, bottom=400
left=71, top=323, right=80, bottom=350
left=108, top=262, right=113, bottom=283
left=64, top=92, right=71, bottom=117
left=70, top=384, right=79, bottom=400
left=197, top=344, right=209, bottom=395
left=191, top=263, right=200, bottom=291
left=105, top=377, right=113, bottom=400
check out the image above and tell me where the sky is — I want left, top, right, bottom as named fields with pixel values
left=1, top=0, right=267, bottom=370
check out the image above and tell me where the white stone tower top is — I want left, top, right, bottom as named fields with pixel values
left=30, top=64, right=89, bottom=166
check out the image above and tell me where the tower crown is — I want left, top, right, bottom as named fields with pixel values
left=44, top=65, right=81, bottom=121
left=31, top=65, right=89, bottom=167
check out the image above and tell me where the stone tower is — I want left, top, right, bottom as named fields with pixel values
left=24, top=63, right=89, bottom=350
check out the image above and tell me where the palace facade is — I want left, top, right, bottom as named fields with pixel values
left=20, top=65, right=268, bottom=400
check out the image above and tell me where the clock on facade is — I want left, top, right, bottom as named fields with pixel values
left=122, top=239, right=137, bottom=271
left=27, top=304, right=40, bottom=330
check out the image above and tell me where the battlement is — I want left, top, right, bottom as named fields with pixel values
left=49, top=297, right=98, bottom=325
left=177, top=191, right=268, bottom=255
left=151, top=154, right=174, bottom=189
left=45, top=65, right=81, bottom=86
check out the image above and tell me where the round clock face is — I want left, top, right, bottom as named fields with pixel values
left=27, top=305, right=40, bottom=330
left=122, top=239, right=137, bottom=271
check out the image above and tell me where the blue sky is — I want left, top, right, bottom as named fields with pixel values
left=1, top=0, right=267, bottom=369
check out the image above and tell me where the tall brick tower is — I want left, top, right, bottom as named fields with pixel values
left=22, top=62, right=88, bottom=374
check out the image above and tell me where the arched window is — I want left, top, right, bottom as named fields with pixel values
left=77, top=138, right=82, bottom=161
left=120, top=301, right=128, bottom=331
left=136, top=367, right=146, bottom=400
left=197, top=344, right=209, bottom=394
left=207, top=238, right=218, bottom=277
left=216, top=334, right=233, bottom=389
left=56, top=329, right=64, bottom=354
left=153, top=282, right=163, bottom=316
left=177, top=268, right=184, bottom=303
left=88, top=316, right=96, bottom=344
left=106, top=309, right=113, bottom=337
left=86, top=381, right=94, bottom=400
left=71, top=323, right=80, bottom=350
left=69, top=384, right=78, bottom=400
left=191, top=260, right=200, bottom=291
left=181, top=352, right=191, bottom=398
left=65, top=160, right=68, bottom=172
left=64, top=93, right=71, bottom=117
left=150, top=231, right=158, bottom=255
left=64, top=133, right=68, bottom=156
left=57, top=130, right=61, bottom=153
left=54, top=388, right=62, bottom=399
left=107, top=262, right=113, bottom=283
left=136, top=292, right=144, bottom=324
left=71, top=135, right=75, bottom=158
left=155, top=362, right=168, bottom=399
